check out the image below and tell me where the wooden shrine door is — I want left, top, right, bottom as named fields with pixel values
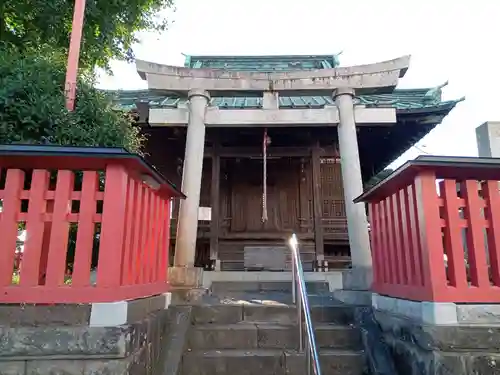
left=227, top=158, right=301, bottom=235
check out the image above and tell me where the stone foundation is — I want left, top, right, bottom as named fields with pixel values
left=0, top=294, right=173, bottom=375
left=372, top=295, right=500, bottom=375
left=376, top=310, right=500, bottom=375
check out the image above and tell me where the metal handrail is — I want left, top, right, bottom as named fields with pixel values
left=289, top=233, right=322, bottom=375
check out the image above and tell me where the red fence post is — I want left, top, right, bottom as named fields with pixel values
left=384, top=197, right=397, bottom=285
left=149, top=195, right=161, bottom=283
left=440, top=179, right=468, bottom=289
left=462, top=180, right=490, bottom=288
left=0, top=169, right=24, bottom=286
left=96, top=164, right=129, bottom=288
left=121, top=177, right=138, bottom=286
left=368, top=203, right=381, bottom=288
left=45, top=170, right=74, bottom=286
left=72, top=171, right=99, bottom=286
left=483, top=180, right=500, bottom=286
left=414, top=171, right=448, bottom=300
left=157, top=199, right=170, bottom=283
left=399, top=187, right=414, bottom=286
left=20, top=170, right=50, bottom=287
left=407, top=183, right=424, bottom=289
left=138, top=187, right=152, bottom=284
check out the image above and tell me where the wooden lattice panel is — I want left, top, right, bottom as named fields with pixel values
left=319, top=159, right=348, bottom=240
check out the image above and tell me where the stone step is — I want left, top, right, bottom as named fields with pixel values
left=210, top=281, right=330, bottom=294
left=192, top=304, right=354, bottom=325
left=181, top=349, right=365, bottom=375
left=188, top=322, right=362, bottom=350
left=200, top=291, right=340, bottom=306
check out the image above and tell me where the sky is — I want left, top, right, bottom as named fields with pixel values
left=98, top=0, right=500, bottom=169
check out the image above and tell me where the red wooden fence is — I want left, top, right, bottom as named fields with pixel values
left=356, top=155, right=500, bottom=303
left=0, top=146, right=183, bottom=303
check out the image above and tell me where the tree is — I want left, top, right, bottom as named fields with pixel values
left=1, top=0, right=169, bottom=282
left=1, top=0, right=174, bottom=70
left=0, top=45, right=146, bottom=279
left=0, top=44, right=145, bottom=151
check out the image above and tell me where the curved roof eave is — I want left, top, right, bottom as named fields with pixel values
left=395, top=99, right=462, bottom=116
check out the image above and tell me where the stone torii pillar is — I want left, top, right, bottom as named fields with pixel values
left=334, top=88, right=373, bottom=290
left=171, top=89, right=210, bottom=286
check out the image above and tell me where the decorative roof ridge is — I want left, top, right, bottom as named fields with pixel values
left=424, top=80, right=448, bottom=101
left=102, top=87, right=453, bottom=95
left=108, top=89, right=150, bottom=94
left=182, top=52, right=344, bottom=70
left=181, top=53, right=343, bottom=60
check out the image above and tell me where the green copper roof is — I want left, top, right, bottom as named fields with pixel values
left=109, top=54, right=464, bottom=178
left=111, top=87, right=462, bottom=113
left=110, top=54, right=463, bottom=112
left=184, top=53, right=342, bottom=71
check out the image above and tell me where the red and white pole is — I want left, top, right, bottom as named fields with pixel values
left=64, top=0, right=87, bottom=111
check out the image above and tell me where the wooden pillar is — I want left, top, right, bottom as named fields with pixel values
left=210, top=137, right=221, bottom=270
left=311, top=143, right=324, bottom=263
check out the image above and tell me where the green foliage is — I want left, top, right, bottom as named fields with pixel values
left=0, top=45, right=145, bottom=152
left=1, top=0, right=175, bottom=70
left=0, top=0, right=167, bottom=280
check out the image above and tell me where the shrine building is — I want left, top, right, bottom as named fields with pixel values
left=110, top=54, right=462, bottom=286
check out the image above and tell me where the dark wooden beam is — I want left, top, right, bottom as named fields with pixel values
left=209, top=136, right=221, bottom=269
left=220, top=232, right=315, bottom=240
left=204, top=146, right=337, bottom=158
left=311, top=142, right=324, bottom=261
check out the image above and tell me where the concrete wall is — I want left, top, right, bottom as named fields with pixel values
left=0, top=299, right=174, bottom=375
left=476, top=121, right=500, bottom=157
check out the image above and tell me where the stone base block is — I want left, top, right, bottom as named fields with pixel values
left=0, top=293, right=171, bottom=328
left=90, top=292, right=171, bottom=327
left=372, top=293, right=500, bottom=325
left=374, top=308, right=500, bottom=375
left=342, top=266, right=373, bottom=291
left=169, top=266, right=203, bottom=288
left=333, top=289, right=372, bottom=306
left=0, top=306, right=173, bottom=375
left=200, top=270, right=344, bottom=291
left=171, top=288, right=208, bottom=304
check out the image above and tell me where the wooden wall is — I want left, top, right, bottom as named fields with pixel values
left=142, top=128, right=352, bottom=270
left=169, top=153, right=350, bottom=270
left=224, top=158, right=301, bottom=235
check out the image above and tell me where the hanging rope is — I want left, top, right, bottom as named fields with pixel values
left=262, top=128, right=269, bottom=222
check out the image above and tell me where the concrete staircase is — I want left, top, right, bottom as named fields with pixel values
left=180, top=281, right=367, bottom=375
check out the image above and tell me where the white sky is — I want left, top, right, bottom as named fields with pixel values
left=98, top=0, right=500, bottom=169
